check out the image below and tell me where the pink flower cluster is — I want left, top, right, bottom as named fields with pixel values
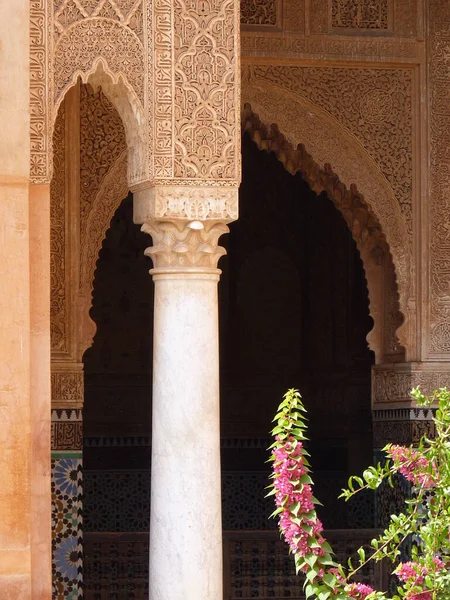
left=345, top=582, right=375, bottom=599
left=273, top=436, right=326, bottom=562
left=395, top=558, right=445, bottom=600
left=387, top=445, right=436, bottom=488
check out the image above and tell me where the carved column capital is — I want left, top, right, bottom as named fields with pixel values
left=142, top=219, right=230, bottom=272
left=134, top=185, right=238, bottom=273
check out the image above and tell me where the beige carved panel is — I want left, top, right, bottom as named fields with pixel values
left=428, top=1, right=450, bottom=357
left=50, top=100, right=67, bottom=352
left=240, top=0, right=278, bottom=26
left=331, top=0, right=389, bottom=30
left=247, top=65, right=413, bottom=234
left=173, top=0, right=241, bottom=184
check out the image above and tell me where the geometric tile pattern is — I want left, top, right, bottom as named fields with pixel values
left=52, top=408, right=83, bottom=599
left=51, top=455, right=83, bottom=599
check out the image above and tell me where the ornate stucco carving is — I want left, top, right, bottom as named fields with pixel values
left=428, top=1, right=450, bottom=357
left=32, top=0, right=241, bottom=190
left=245, top=65, right=413, bottom=234
left=50, top=99, right=67, bottom=352
left=240, top=0, right=278, bottom=26
left=331, top=0, right=389, bottom=30
left=172, top=0, right=241, bottom=184
left=54, top=19, right=144, bottom=106
left=243, top=105, right=404, bottom=363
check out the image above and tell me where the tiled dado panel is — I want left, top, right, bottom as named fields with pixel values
left=52, top=410, right=83, bottom=599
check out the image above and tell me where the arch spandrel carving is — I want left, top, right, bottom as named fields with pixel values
left=241, top=83, right=412, bottom=361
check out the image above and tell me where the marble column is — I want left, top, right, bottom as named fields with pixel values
left=135, top=187, right=237, bottom=600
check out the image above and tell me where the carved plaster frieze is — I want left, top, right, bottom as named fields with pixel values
left=134, top=186, right=239, bottom=223
left=51, top=369, right=84, bottom=408
left=142, top=220, right=230, bottom=270
left=241, top=33, right=419, bottom=61
left=372, top=364, right=450, bottom=406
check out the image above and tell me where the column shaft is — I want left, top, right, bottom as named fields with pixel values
left=150, top=271, right=222, bottom=600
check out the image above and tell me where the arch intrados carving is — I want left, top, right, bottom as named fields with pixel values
left=52, top=61, right=145, bottom=187
left=242, top=103, right=405, bottom=363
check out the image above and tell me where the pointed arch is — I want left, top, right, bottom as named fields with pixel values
left=241, top=83, right=411, bottom=362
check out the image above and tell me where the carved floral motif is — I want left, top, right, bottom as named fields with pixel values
left=332, top=0, right=389, bottom=30
left=240, top=0, right=277, bottom=26
left=54, top=18, right=145, bottom=106
left=134, top=186, right=239, bottom=222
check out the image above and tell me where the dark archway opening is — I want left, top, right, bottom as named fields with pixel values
left=82, top=134, right=375, bottom=598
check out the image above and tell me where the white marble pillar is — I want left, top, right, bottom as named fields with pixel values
left=138, top=209, right=235, bottom=600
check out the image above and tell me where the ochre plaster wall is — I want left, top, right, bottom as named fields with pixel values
left=0, top=0, right=32, bottom=595
left=0, top=1, right=51, bottom=597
